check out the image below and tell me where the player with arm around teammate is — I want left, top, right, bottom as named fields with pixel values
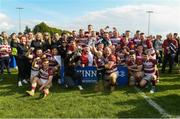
left=139, top=52, right=158, bottom=93
left=126, top=53, right=143, bottom=86
left=26, top=59, right=53, bottom=98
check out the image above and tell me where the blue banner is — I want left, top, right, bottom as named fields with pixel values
left=117, top=66, right=128, bottom=86
left=61, top=66, right=128, bottom=86
left=75, top=66, right=97, bottom=83
left=75, top=66, right=128, bottom=86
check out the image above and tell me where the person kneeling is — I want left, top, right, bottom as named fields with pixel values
left=104, top=47, right=118, bottom=91
left=26, top=59, right=53, bottom=98
left=139, top=53, right=158, bottom=93
left=127, top=53, right=143, bottom=86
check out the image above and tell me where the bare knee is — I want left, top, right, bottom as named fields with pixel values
left=110, top=73, right=117, bottom=84
left=139, top=80, right=147, bottom=88
left=32, top=77, right=39, bottom=83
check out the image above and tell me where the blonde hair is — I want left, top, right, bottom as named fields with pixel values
left=35, top=32, right=43, bottom=41
left=43, top=32, right=51, bottom=44
left=3, top=39, right=9, bottom=45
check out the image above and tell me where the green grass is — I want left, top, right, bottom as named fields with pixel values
left=145, top=72, right=180, bottom=117
left=0, top=68, right=180, bottom=118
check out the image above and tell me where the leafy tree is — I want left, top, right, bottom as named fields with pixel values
left=32, top=22, right=71, bottom=36
left=24, top=26, right=31, bottom=34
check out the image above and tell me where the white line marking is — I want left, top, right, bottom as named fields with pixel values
left=135, top=87, right=171, bottom=118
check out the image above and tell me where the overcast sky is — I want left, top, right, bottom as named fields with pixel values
left=0, top=0, right=180, bottom=36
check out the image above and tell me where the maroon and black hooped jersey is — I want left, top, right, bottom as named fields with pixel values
left=38, top=68, right=53, bottom=80
left=0, top=44, right=11, bottom=58
left=47, top=55, right=59, bottom=68
left=143, top=59, right=157, bottom=75
left=126, top=59, right=142, bottom=70
left=104, top=54, right=117, bottom=74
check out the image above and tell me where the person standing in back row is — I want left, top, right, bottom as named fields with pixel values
left=16, top=36, right=30, bottom=86
left=161, top=33, right=178, bottom=73
left=31, top=32, right=44, bottom=50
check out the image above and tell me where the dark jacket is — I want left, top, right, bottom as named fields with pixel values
left=30, top=40, right=44, bottom=49
left=17, top=43, right=29, bottom=59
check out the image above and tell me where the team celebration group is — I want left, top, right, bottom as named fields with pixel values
left=0, top=25, right=179, bottom=98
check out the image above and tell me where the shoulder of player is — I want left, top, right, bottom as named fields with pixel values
left=48, top=68, right=54, bottom=75
left=144, top=59, right=157, bottom=64
left=107, top=54, right=116, bottom=61
left=136, top=59, right=143, bottom=65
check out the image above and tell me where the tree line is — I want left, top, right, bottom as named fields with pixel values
left=24, top=22, right=71, bottom=35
